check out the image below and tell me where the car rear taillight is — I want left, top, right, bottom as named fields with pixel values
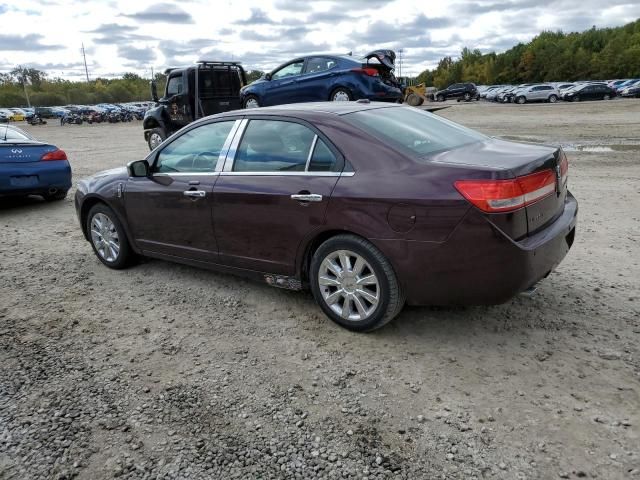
left=351, top=68, right=379, bottom=77
left=41, top=149, right=67, bottom=161
left=559, top=150, right=568, bottom=186
left=454, top=169, right=556, bottom=213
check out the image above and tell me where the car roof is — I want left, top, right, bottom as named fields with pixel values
left=216, top=101, right=398, bottom=118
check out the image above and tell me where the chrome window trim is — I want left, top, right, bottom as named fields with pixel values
left=304, top=135, right=318, bottom=172
left=215, top=119, right=242, bottom=172
left=222, top=119, right=248, bottom=172
left=219, top=171, right=354, bottom=177
left=152, top=172, right=221, bottom=177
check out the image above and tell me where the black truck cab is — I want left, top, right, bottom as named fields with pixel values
left=143, top=61, right=247, bottom=150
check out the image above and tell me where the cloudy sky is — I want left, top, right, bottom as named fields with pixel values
left=0, top=0, right=638, bottom=80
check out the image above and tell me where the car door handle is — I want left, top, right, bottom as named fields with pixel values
left=184, top=190, right=206, bottom=198
left=291, top=193, right=323, bottom=202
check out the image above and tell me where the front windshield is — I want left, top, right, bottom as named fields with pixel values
left=345, top=106, right=486, bottom=157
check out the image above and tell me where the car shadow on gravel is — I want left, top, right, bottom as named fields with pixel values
left=0, top=195, right=50, bottom=211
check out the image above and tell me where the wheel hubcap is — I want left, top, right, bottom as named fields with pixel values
left=90, top=213, right=120, bottom=262
left=332, top=91, right=350, bottom=102
left=318, top=250, right=379, bottom=322
left=246, top=98, right=259, bottom=108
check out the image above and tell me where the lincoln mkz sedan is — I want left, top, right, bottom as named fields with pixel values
left=75, top=102, right=577, bottom=331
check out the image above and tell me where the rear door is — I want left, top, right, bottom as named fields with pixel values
left=124, top=119, right=240, bottom=262
left=296, top=57, right=338, bottom=102
left=213, top=118, right=343, bottom=275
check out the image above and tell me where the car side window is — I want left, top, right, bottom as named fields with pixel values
left=154, top=121, right=235, bottom=173
left=166, top=75, right=183, bottom=96
left=272, top=62, right=304, bottom=80
left=308, top=139, right=338, bottom=172
left=304, top=57, right=336, bottom=74
left=233, top=120, right=317, bottom=172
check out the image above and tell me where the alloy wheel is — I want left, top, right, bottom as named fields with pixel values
left=90, top=213, right=120, bottom=263
left=318, top=250, right=380, bottom=322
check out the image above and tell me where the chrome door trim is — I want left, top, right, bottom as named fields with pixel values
left=222, top=119, right=248, bottom=172
left=218, top=171, right=354, bottom=177
left=304, top=135, right=318, bottom=171
left=215, top=119, right=242, bottom=172
left=152, top=172, right=221, bottom=177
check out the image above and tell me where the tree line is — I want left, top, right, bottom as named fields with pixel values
left=0, top=68, right=264, bottom=108
left=416, top=19, right=640, bottom=88
left=2, top=19, right=638, bottom=107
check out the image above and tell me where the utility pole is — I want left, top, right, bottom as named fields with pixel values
left=81, top=43, right=90, bottom=82
left=398, top=48, right=404, bottom=78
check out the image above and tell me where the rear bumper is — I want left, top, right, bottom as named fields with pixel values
left=376, top=192, right=578, bottom=306
left=0, top=161, right=72, bottom=196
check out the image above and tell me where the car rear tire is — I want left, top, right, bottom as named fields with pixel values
left=43, top=189, right=68, bottom=201
left=148, top=127, right=166, bottom=150
left=406, top=93, right=423, bottom=106
left=86, top=204, right=133, bottom=270
left=603, top=94, right=611, bottom=100
left=548, top=95, right=558, bottom=103
left=243, top=95, right=260, bottom=109
left=330, top=88, right=352, bottom=102
left=310, top=234, right=405, bottom=332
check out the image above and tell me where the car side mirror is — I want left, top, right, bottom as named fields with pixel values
left=127, top=160, right=149, bottom=177
left=265, top=73, right=272, bottom=81
left=150, top=80, right=158, bottom=103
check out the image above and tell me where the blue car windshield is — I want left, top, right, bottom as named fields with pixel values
left=345, top=106, right=486, bottom=157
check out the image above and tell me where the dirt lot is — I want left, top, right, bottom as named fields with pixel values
left=1, top=100, right=639, bottom=480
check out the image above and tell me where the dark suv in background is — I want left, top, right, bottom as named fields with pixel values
left=432, top=83, right=479, bottom=102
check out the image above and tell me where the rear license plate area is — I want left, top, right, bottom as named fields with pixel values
left=10, top=175, right=38, bottom=187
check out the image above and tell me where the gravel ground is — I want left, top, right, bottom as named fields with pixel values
left=1, top=100, right=639, bottom=480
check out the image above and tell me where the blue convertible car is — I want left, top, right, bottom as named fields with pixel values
left=240, top=50, right=403, bottom=108
left=0, top=125, right=71, bottom=201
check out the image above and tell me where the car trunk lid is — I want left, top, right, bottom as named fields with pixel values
left=434, top=138, right=568, bottom=237
left=0, top=141, right=58, bottom=163
left=362, top=50, right=400, bottom=88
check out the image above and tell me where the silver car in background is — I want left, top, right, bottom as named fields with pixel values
left=513, top=84, right=560, bottom=104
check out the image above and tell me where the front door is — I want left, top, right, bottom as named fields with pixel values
left=263, top=61, right=304, bottom=106
left=213, top=118, right=343, bottom=275
left=124, top=120, right=239, bottom=262
left=164, top=72, right=191, bottom=128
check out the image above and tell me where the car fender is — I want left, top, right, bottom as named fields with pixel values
left=142, top=105, right=168, bottom=131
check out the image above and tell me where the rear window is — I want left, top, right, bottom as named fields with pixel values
left=344, top=107, right=486, bottom=157
left=0, top=126, right=32, bottom=141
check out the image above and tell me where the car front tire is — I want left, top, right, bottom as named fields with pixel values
left=516, top=96, right=526, bottom=104
left=243, top=95, right=260, bottom=109
left=310, top=234, right=404, bottom=332
left=86, top=204, right=134, bottom=270
left=148, top=127, right=166, bottom=150
left=436, top=94, right=444, bottom=102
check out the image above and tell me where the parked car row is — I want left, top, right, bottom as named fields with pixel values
left=477, top=78, right=640, bottom=104
left=0, top=102, right=155, bottom=125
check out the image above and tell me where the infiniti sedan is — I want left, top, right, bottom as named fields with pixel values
left=75, top=102, right=577, bottom=331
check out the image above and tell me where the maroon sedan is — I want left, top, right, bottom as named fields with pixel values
left=75, top=102, right=577, bottom=331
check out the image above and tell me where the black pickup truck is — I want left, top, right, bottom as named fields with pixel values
left=143, top=61, right=247, bottom=150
